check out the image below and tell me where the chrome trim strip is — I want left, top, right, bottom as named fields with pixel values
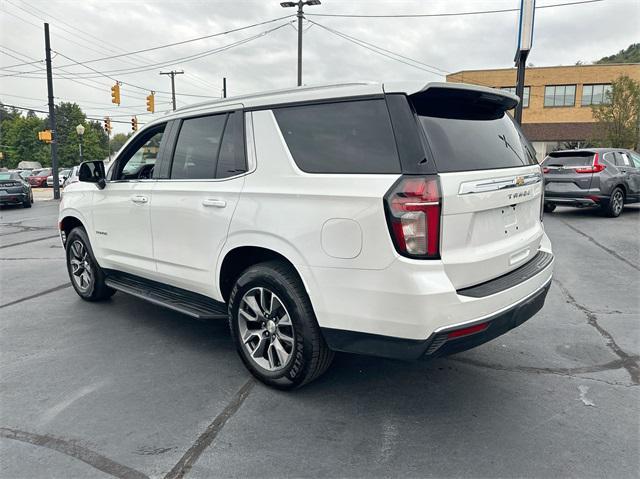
left=458, top=172, right=542, bottom=195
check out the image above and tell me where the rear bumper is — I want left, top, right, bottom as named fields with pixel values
left=322, top=277, right=551, bottom=360
left=0, top=192, right=27, bottom=204
left=545, top=196, right=599, bottom=207
left=307, top=232, right=554, bottom=357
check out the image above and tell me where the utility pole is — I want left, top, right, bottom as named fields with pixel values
left=44, top=23, right=60, bottom=200
left=160, top=70, right=184, bottom=111
left=223, top=77, right=227, bottom=98
left=514, top=0, right=535, bottom=125
left=280, top=1, right=321, bottom=86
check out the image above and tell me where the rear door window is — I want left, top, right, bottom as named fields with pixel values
left=216, top=111, right=247, bottom=179
left=273, top=99, right=401, bottom=174
left=171, top=114, right=226, bottom=180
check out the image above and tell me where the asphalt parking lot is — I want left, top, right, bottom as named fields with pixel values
left=1, top=199, right=638, bottom=479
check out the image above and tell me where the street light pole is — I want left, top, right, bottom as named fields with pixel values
left=76, top=124, right=85, bottom=163
left=280, top=1, right=321, bottom=86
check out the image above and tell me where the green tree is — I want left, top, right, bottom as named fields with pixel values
left=110, top=132, right=131, bottom=154
left=591, top=75, right=640, bottom=150
left=0, top=114, right=49, bottom=168
left=47, top=102, right=109, bottom=167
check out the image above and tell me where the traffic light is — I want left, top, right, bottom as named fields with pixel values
left=104, top=117, right=112, bottom=133
left=38, top=130, right=52, bottom=143
left=131, top=116, right=138, bottom=132
left=111, top=82, right=120, bottom=105
left=146, top=92, right=155, bottom=113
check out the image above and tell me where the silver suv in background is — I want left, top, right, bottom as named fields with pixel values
left=542, top=148, right=640, bottom=217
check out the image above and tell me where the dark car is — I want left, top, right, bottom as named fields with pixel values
left=542, top=148, right=640, bottom=217
left=27, top=168, right=52, bottom=188
left=0, top=171, right=33, bottom=208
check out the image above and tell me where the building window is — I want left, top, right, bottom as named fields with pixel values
left=581, top=84, right=612, bottom=106
left=544, top=85, right=576, bottom=107
left=501, top=86, right=530, bottom=108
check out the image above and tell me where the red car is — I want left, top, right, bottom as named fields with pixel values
left=27, top=168, right=52, bottom=188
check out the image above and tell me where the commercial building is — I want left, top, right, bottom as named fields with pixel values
left=447, top=64, right=640, bottom=161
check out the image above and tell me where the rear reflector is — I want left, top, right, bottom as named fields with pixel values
left=384, top=175, right=441, bottom=258
left=446, top=322, right=490, bottom=339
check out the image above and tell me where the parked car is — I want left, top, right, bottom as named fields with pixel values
left=59, top=82, right=553, bottom=389
left=542, top=148, right=640, bottom=217
left=0, top=171, right=33, bottom=208
left=46, top=169, right=71, bottom=187
left=17, top=170, right=32, bottom=180
left=27, top=168, right=52, bottom=188
left=62, top=166, right=80, bottom=188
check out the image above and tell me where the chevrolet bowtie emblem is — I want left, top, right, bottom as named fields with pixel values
left=515, top=176, right=525, bottom=186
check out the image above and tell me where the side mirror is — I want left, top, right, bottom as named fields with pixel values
left=78, top=161, right=106, bottom=189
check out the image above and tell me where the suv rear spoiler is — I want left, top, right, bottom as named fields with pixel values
left=385, top=82, right=519, bottom=120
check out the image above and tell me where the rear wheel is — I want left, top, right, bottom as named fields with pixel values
left=65, top=227, right=115, bottom=301
left=603, top=187, right=624, bottom=217
left=228, top=260, right=334, bottom=389
left=543, top=203, right=556, bottom=213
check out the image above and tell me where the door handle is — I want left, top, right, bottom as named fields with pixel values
left=131, top=195, right=149, bottom=204
left=202, top=198, right=227, bottom=208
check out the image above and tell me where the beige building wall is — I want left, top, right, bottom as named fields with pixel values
left=447, top=64, right=640, bottom=124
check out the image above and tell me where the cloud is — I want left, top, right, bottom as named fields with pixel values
left=1, top=0, right=638, bottom=133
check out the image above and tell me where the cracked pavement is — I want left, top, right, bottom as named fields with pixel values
left=1, top=200, right=638, bottom=478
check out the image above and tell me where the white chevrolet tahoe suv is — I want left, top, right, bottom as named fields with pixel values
left=59, top=82, right=553, bottom=389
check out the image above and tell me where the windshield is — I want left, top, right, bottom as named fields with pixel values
left=543, top=152, right=595, bottom=167
left=0, top=173, right=17, bottom=180
left=37, top=170, right=51, bottom=177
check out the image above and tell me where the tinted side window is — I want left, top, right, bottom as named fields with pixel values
left=171, top=114, right=226, bottom=180
left=216, top=111, right=247, bottom=179
left=273, top=99, right=401, bottom=174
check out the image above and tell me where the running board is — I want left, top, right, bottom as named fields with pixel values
left=104, top=272, right=228, bottom=320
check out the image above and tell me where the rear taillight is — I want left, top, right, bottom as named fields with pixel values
left=542, top=167, right=549, bottom=174
left=575, top=152, right=605, bottom=173
left=384, top=175, right=441, bottom=259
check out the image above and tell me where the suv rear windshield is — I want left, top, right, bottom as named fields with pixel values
left=543, top=151, right=595, bottom=167
left=413, top=88, right=537, bottom=173
left=273, top=99, right=401, bottom=174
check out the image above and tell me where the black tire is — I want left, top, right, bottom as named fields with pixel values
left=543, top=203, right=556, bottom=213
left=603, top=187, right=624, bottom=217
left=22, top=194, right=32, bottom=208
left=65, top=227, right=116, bottom=301
left=228, top=260, right=334, bottom=389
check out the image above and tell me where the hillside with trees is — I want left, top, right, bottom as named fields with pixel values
left=596, top=43, right=640, bottom=64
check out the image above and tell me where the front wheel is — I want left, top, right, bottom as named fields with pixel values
left=543, top=203, right=556, bottom=213
left=603, top=187, right=624, bottom=217
left=228, top=261, right=334, bottom=389
left=22, top=194, right=32, bottom=208
left=65, top=227, right=115, bottom=301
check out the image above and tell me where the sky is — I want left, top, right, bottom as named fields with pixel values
left=1, top=0, right=638, bottom=134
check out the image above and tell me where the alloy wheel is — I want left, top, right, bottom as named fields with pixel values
left=69, top=240, right=93, bottom=292
left=238, top=287, right=295, bottom=372
left=612, top=190, right=623, bottom=215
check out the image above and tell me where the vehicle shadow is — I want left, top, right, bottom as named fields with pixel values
left=547, top=204, right=640, bottom=219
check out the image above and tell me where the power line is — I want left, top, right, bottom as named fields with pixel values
left=308, top=20, right=445, bottom=77
left=50, top=15, right=295, bottom=69
left=2, top=103, right=148, bottom=124
left=306, top=0, right=605, bottom=18
left=47, top=21, right=293, bottom=78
